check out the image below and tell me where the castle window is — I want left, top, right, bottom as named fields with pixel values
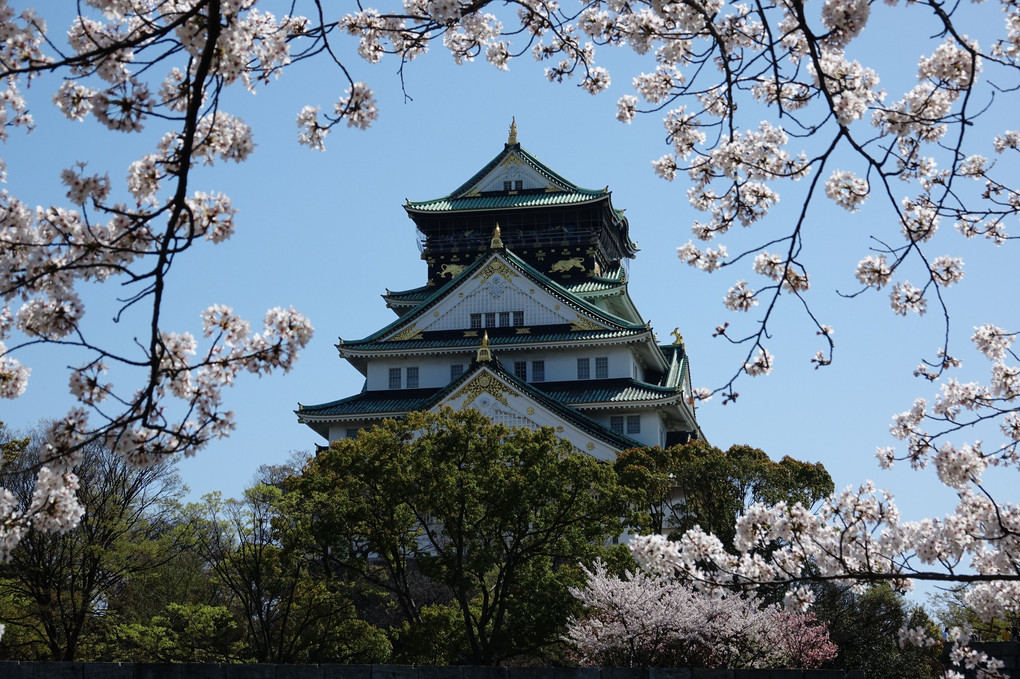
left=503, top=180, right=512, bottom=191
left=451, top=364, right=464, bottom=380
left=485, top=312, right=496, bottom=327
left=470, top=314, right=482, bottom=329
left=577, top=358, right=590, bottom=380
left=610, top=416, right=624, bottom=434
left=515, top=180, right=523, bottom=190
left=500, top=311, right=511, bottom=327
left=513, top=311, right=524, bottom=325
left=532, top=360, right=545, bottom=382
left=627, top=415, right=641, bottom=435
left=514, top=361, right=527, bottom=380
left=388, top=368, right=401, bottom=390
left=595, top=357, right=608, bottom=379
left=406, top=366, right=419, bottom=389
left=346, top=428, right=359, bottom=439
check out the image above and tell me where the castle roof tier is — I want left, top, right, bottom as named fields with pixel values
left=297, top=122, right=704, bottom=458
left=406, top=121, right=638, bottom=286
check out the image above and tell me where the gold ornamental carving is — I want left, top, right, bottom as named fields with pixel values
left=515, top=327, right=531, bottom=335
left=389, top=324, right=423, bottom=342
left=586, top=443, right=595, bottom=451
left=526, top=407, right=535, bottom=415
left=454, top=373, right=520, bottom=409
left=440, top=263, right=466, bottom=279
left=570, top=316, right=603, bottom=332
left=474, top=259, right=518, bottom=284
left=550, top=257, right=584, bottom=273
left=500, top=154, right=524, bottom=168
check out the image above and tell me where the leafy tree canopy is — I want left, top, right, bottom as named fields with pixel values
left=285, top=407, right=630, bottom=665
left=616, top=440, right=834, bottom=546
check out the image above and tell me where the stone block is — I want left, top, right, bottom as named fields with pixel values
left=732, top=671, right=770, bottom=679
left=766, top=671, right=802, bottom=679
left=176, top=664, right=226, bottom=679
left=324, top=665, right=373, bottom=679
left=691, top=670, right=733, bottom=679
left=0, top=662, right=33, bottom=679
left=506, top=667, right=551, bottom=679
left=83, top=663, right=133, bottom=679
left=372, top=664, right=417, bottom=679
left=276, top=665, right=325, bottom=679
left=844, top=671, right=865, bottom=679
left=418, top=666, right=463, bottom=679
left=553, top=666, right=600, bottom=679
left=648, top=668, right=692, bottom=679
left=801, top=672, right=845, bottom=679
left=602, top=668, right=647, bottom=679
left=225, top=665, right=278, bottom=679
left=136, top=663, right=184, bottom=679
left=0, top=662, right=34, bottom=679
left=35, top=662, right=84, bottom=679
left=461, top=667, right=506, bottom=679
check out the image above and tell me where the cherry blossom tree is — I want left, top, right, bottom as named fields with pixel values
left=0, top=1, right=1017, bottom=674
left=566, top=561, right=836, bottom=668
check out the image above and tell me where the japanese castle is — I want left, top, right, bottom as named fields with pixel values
left=296, top=122, right=703, bottom=459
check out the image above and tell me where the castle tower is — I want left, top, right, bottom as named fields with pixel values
left=296, top=124, right=703, bottom=458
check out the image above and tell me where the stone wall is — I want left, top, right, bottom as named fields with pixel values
left=0, top=663, right=866, bottom=679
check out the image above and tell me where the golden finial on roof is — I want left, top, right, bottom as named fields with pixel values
left=490, top=223, right=504, bottom=249
left=476, top=331, right=493, bottom=362
left=671, top=328, right=685, bottom=348
left=508, top=117, right=518, bottom=145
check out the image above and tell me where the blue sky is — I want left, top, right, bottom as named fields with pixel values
left=2, top=4, right=1015, bottom=572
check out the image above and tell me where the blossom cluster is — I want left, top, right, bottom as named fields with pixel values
left=0, top=1, right=323, bottom=562
left=567, top=560, right=837, bottom=669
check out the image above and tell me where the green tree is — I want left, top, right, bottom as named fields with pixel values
left=0, top=430, right=186, bottom=661
left=812, top=583, right=943, bottom=679
left=616, top=441, right=834, bottom=547
left=286, top=407, right=629, bottom=665
left=189, top=486, right=389, bottom=664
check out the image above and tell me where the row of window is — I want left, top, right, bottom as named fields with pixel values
left=470, top=311, right=525, bottom=329
left=389, top=366, right=419, bottom=390
left=610, top=415, right=641, bottom=435
left=389, top=357, right=611, bottom=389
left=578, top=357, right=609, bottom=380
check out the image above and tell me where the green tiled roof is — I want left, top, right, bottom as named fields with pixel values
left=537, top=379, right=681, bottom=404
left=566, top=268, right=627, bottom=294
left=384, top=284, right=432, bottom=301
left=298, top=388, right=437, bottom=417
left=406, top=143, right=607, bottom=213
left=340, top=327, right=645, bottom=353
left=408, top=191, right=605, bottom=212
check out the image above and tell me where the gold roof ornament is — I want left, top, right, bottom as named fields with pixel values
left=490, top=223, right=504, bottom=249
left=476, top=331, right=493, bottom=362
left=508, top=117, right=518, bottom=145
left=671, top=327, right=685, bottom=348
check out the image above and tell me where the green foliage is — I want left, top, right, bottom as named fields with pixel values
left=97, top=603, right=246, bottom=663
left=0, top=428, right=187, bottom=661
left=615, top=441, right=834, bottom=547
left=187, top=486, right=390, bottom=664
left=930, top=586, right=1020, bottom=641
left=286, top=407, right=628, bottom=665
left=812, top=583, right=943, bottom=679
